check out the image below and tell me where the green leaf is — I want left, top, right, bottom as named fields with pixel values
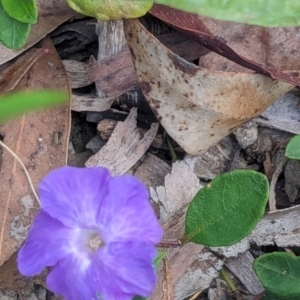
left=253, top=252, right=300, bottom=300
left=285, top=135, right=300, bottom=160
left=0, top=1, right=30, bottom=49
left=67, top=0, right=153, bottom=21
left=183, top=170, right=269, bottom=246
left=0, top=90, right=68, bottom=124
left=2, top=0, right=38, bottom=24
left=154, top=0, right=300, bottom=27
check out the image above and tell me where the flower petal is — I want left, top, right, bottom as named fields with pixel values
left=98, top=175, right=163, bottom=244
left=91, top=241, right=157, bottom=299
left=39, top=166, right=111, bottom=227
left=46, top=256, right=97, bottom=300
left=18, top=211, right=81, bottom=276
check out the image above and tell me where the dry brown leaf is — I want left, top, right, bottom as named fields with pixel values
left=0, top=37, right=71, bottom=270
left=0, top=48, right=47, bottom=92
left=197, top=18, right=300, bottom=73
left=85, top=108, right=159, bottom=175
left=150, top=5, right=300, bottom=86
left=124, top=19, right=293, bottom=155
left=0, top=0, right=75, bottom=65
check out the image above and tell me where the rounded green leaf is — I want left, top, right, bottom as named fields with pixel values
left=154, top=0, right=300, bottom=27
left=0, top=2, right=30, bottom=49
left=2, top=0, right=38, bottom=24
left=0, top=90, right=68, bottom=124
left=67, top=0, right=153, bottom=21
left=285, top=135, right=300, bottom=160
left=183, top=170, right=269, bottom=246
left=253, top=252, right=300, bottom=300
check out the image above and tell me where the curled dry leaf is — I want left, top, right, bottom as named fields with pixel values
left=124, top=18, right=293, bottom=155
left=85, top=108, right=159, bottom=176
left=150, top=5, right=300, bottom=86
left=0, top=0, right=75, bottom=65
left=0, top=38, right=71, bottom=277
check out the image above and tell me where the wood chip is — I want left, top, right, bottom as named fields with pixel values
left=85, top=108, right=158, bottom=175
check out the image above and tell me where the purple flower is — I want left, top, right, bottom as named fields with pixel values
left=18, top=167, right=163, bottom=300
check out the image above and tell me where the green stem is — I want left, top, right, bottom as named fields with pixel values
left=166, top=135, right=177, bottom=162
left=220, top=268, right=237, bottom=292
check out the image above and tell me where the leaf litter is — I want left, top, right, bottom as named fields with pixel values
left=1, top=4, right=300, bottom=300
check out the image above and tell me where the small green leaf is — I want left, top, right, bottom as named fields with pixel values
left=285, top=135, right=300, bottom=160
left=67, top=0, right=153, bottom=21
left=183, top=170, right=269, bottom=246
left=0, top=1, right=30, bottom=49
left=154, top=0, right=300, bottom=27
left=253, top=252, right=300, bottom=300
left=2, top=0, right=38, bottom=24
left=0, top=90, right=68, bottom=124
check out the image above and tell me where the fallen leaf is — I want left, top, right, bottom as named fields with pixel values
left=150, top=5, right=300, bottom=86
left=124, top=18, right=293, bottom=155
left=85, top=107, right=159, bottom=175
left=0, top=0, right=75, bottom=65
left=0, top=37, right=71, bottom=273
left=0, top=48, right=47, bottom=92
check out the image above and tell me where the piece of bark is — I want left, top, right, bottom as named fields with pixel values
left=95, top=20, right=127, bottom=98
left=89, top=46, right=138, bottom=98
left=255, top=92, right=300, bottom=135
left=134, top=153, right=171, bottom=187
left=212, top=205, right=300, bottom=257
left=148, top=161, right=223, bottom=300
left=71, top=94, right=115, bottom=112
left=184, top=136, right=239, bottom=180
left=97, top=118, right=163, bottom=148
left=62, top=60, right=92, bottom=88
left=225, top=251, right=264, bottom=295
left=85, top=108, right=159, bottom=176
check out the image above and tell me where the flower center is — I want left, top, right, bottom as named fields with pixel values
left=88, top=233, right=103, bottom=250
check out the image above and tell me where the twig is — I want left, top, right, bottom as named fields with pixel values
left=269, top=156, right=287, bottom=211
left=0, top=140, right=40, bottom=204
left=189, top=291, right=202, bottom=300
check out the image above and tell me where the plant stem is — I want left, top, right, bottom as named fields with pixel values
left=220, top=268, right=237, bottom=292
left=166, top=135, right=177, bottom=162
left=157, top=239, right=182, bottom=249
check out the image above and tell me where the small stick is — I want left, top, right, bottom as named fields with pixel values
left=269, top=156, right=287, bottom=211
left=189, top=291, right=202, bottom=300
left=0, top=140, right=40, bottom=204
